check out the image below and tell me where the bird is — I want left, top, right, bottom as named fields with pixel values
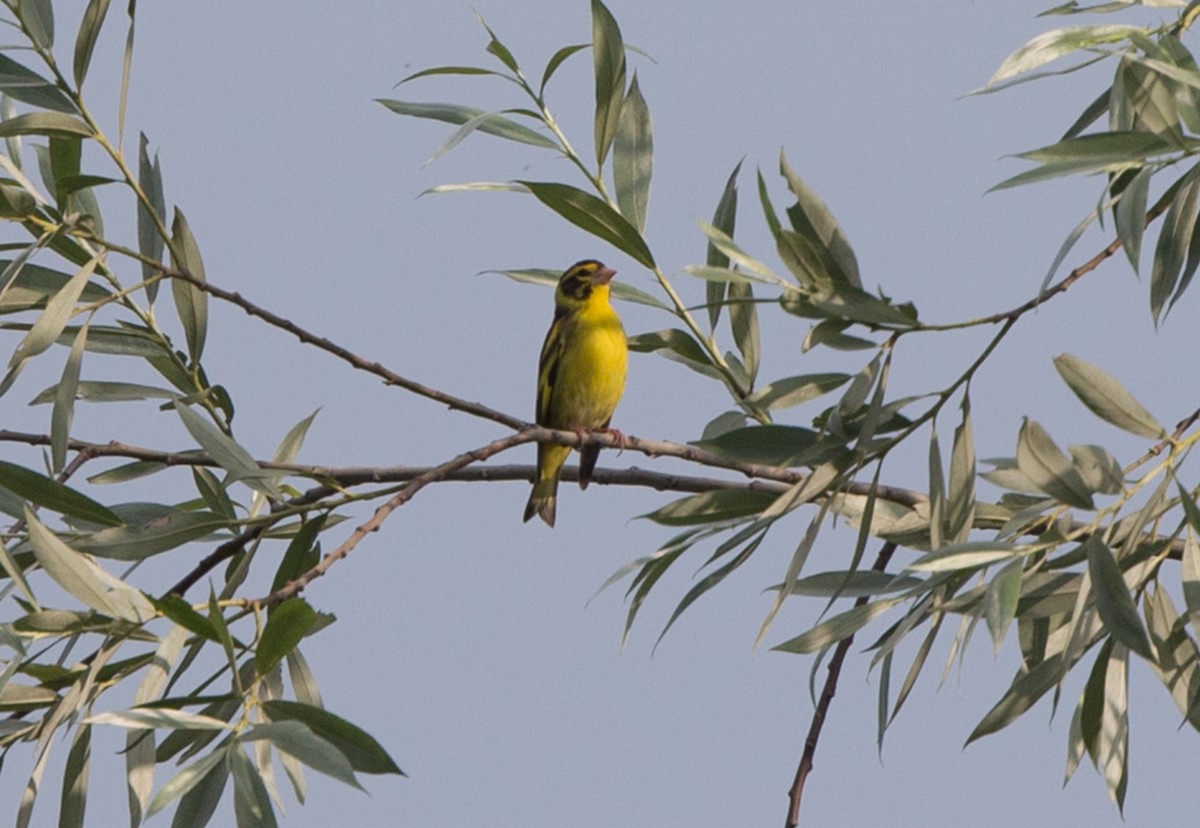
left=523, top=259, right=628, bottom=527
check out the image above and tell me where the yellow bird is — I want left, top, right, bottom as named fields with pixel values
left=523, top=259, right=628, bottom=527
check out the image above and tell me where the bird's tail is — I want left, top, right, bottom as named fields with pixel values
left=523, top=443, right=569, bottom=527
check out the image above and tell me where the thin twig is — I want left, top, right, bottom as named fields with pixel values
left=786, top=541, right=897, bottom=828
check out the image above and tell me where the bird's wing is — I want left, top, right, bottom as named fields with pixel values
left=535, top=310, right=569, bottom=426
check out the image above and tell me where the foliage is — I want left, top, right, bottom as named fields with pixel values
left=0, top=0, right=1199, bottom=825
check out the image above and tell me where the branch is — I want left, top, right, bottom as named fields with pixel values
left=163, top=268, right=527, bottom=431
left=786, top=541, right=897, bottom=828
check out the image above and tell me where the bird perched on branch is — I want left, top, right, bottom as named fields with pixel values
left=523, top=259, right=628, bottom=527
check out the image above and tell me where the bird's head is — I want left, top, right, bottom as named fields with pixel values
left=555, top=259, right=616, bottom=307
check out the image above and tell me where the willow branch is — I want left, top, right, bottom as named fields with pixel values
left=163, top=268, right=526, bottom=430
left=786, top=541, right=897, bottom=828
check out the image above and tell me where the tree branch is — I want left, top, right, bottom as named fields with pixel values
left=786, top=541, right=897, bottom=828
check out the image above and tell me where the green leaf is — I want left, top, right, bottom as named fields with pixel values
left=0, top=262, right=112, bottom=314
left=30, top=379, right=174, bottom=405
left=377, top=100, right=557, bottom=149
left=947, top=396, right=976, bottom=544
left=137, top=133, right=166, bottom=304
left=71, top=508, right=227, bottom=561
left=19, top=0, right=55, bottom=48
left=0, top=112, right=91, bottom=138
left=175, top=404, right=279, bottom=498
left=772, top=597, right=902, bottom=654
left=0, top=460, right=121, bottom=526
left=1015, top=418, right=1095, bottom=510
left=539, top=43, right=588, bottom=95
left=1151, top=163, right=1200, bottom=323
left=58, top=723, right=90, bottom=828
left=146, top=747, right=227, bottom=820
left=8, top=256, right=98, bottom=370
left=516, top=181, right=654, bottom=268
left=591, top=0, right=626, bottom=166
left=779, top=149, right=860, bottom=287
left=50, top=320, right=87, bottom=473
left=748, top=372, right=850, bottom=411
left=256, top=598, right=318, bottom=676
left=1053, top=353, right=1164, bottom=438
left=1182, top=531, right=1200, bottom=640
left=613, top=72, right=652, bottom=233
left=705, top=160, right=742, bottom=329
left=984, top=558, right=1023, bottom=654
left=1085, top=536, right=1154, bottom=660
left=149, top=595, right=222, bottom=643
left=241, top=721, right=361, bottom=790
left=0, top=54, right=76, bottom=113
left=987, top=25, right=1141, bottom=86
left=728, top=281, right=759, bottom=386
left=1098, top=644, right=1129, bottom=812
left=906, top=541, right=1032, bottom=573
left=627, top=328, right=718, bottom=378
left=169, top=209, right=208, bottom=364
left=229, top=746, right=277, bottom=828
left=775, top=570, right=924, bottom=598
left=693, top=424, right=837, bottom=467
left=966, top=655, right=1062, bottom=743
left=269, top=514, right=324, bottom=596
left=642, top=489, right=776, bottom=526
left=992, top=132, right=1180, bottom=191
left=73, top=0, right=111, bottom=87
left=26, top=509, right=153, bottom=623
left=261, top=701, right=404, bottom=776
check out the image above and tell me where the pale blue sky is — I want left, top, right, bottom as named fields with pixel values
left=3, top=2, right=1199, bottom=825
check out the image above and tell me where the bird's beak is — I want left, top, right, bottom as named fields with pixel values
left=594, top=266, right=617, bottom=285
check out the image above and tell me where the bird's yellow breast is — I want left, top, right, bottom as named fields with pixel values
left=548, top=290, right=627, bottom=429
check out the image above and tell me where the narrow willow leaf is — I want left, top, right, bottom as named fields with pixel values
left=517, top=181, right=654, bottom=268
left=8, top=256, right=97, bottom=369
left=928, top=425, right=946, bottom=551
left=230, top=745, right=278, bottom=828
left=705, top=160, right=742, bottom=329
left=148, top=746, right=227, bottom=822
left=1015, top=419, right=1094, bottom=510
left=137, top=133, right=166, bottom=304
left=591, top=0, right=626, bottom=166
left=777, top=570, right=924, bottom=597
left=19, top=0, right=54, bottom=48
left=0, top=534, right=39, bottom=609
left=1144, top=584, right=1200, bottom=732
left=58, top=723, right=90, bottom=828
left=1114, top=166, right=1151, bottom=275
left=376, top=100, right=557, bottom=149
left=772, top=597, right=903, bottom=654
left=175, top=404, right=278, bottom=498
left=696, top=219, right=778, bottom=281
left=1152, top=164, right=1200, bottom=323
left=693, top=423, right=838, bottom=467
left=261, top=701, right=404, bottom=776
left=88, top=708, right=232, bottom=731
left=626, top=328, right=718, bottom=378
left=73, top=0, right=111, bottom=87
left=1183, top=531, right=1200, bottom=640
left=1086, top=536, right=1154, bottom=660
left=966, top=655, right=1062, bottom=743
left=0, top=261, right=111, bottom=314
left=728, top=281, right=759, bottom=385
left=991, top=133, right=1177, bottom=191
left=539, top=43, right=588, bottom=95
left=947, top=397, right=976, bottom=543
left=38, top=527, right=157, bottom=619
left=72, top=508, right=228, bottom=561
left=1099, top=644, right=1129, bottom=812
left=0, top=458, right=120, bottom=523
left=241, top=722, right=361, bottom=790
left=169, top=209, right=207, bottom=364
left=779, top=148, right=860, bottom=287
left=425, top=108, right=550, bottom=164
left=127, top=626, right=187, bottom=825
left=906, top=541, right=1031, bottom=573
left=988, top=25, right=1141, bottom=85
left=1053, top=353, right=1164, bottom=438
left=613, top=72, right=652, bottom=233
left=50, top=320, right=87, bottom=473
left=0, top=54, right=76, bottom=113
left=985, top=558, right=1024, bottom=654
left=286, top=649, right=324, bottom=710
left=748, top=372, right=850, bottom=411
left=0, top=112, right=91, bottom=138
left=256, top=599, right=318, bottom=676
left=642, top=489, right=776, bottom=526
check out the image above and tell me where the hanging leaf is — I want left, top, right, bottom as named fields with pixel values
left=705, top=160, right=742, bottom=329
left=1053, top=353, right=1164, bottom=438
left=169, top=208, right=208, bottom=365
left=1085, top=536, right=1154, bottom=660
left=612, top=72, right=652, bottom=233
left=517, top=181, right=654, bottom=268
left=1015, top=419, right=1095, bottom=510
left=590, top=0, right=626, bottom=166
left=987, top=25, right=1141, bottom=86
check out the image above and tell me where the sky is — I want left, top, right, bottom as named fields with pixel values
left=3, top=1, right=1200, bottom=826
